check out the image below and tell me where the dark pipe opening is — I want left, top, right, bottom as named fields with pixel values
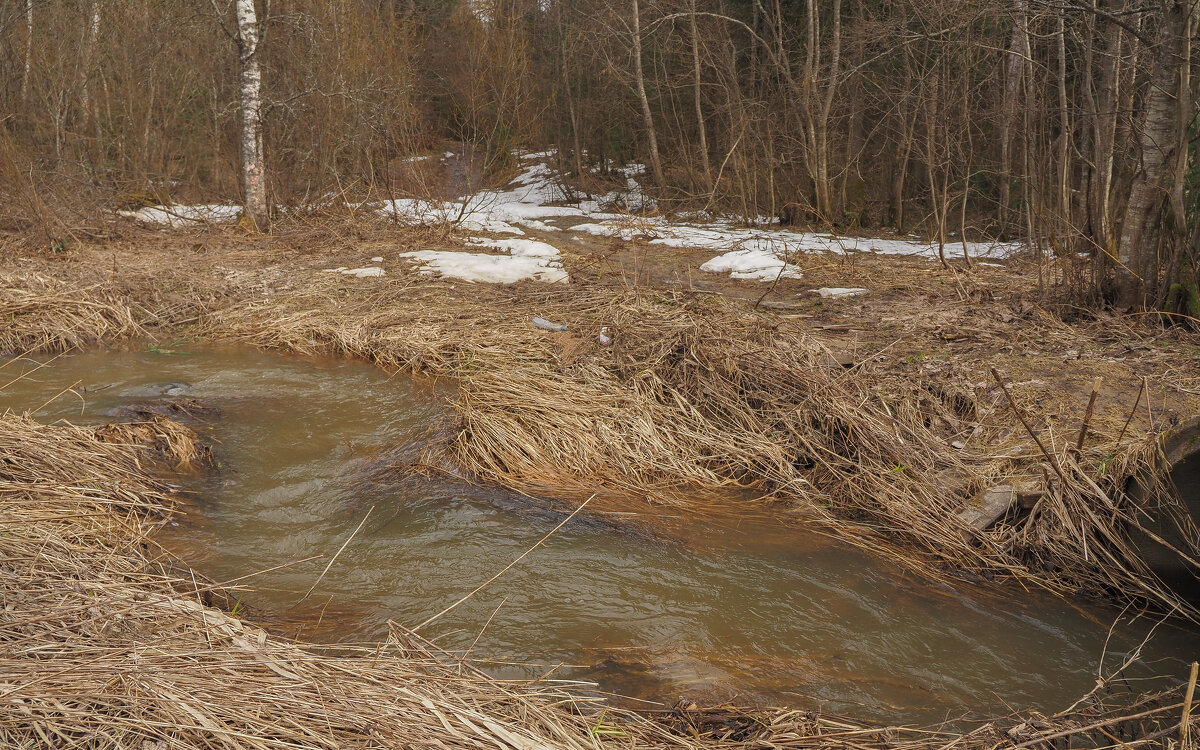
left=1153, top=419, right=1200, bottom=603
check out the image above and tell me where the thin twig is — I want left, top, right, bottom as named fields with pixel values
left=991, top=368, right=1069, bottom=486
left=1115, top=377, right=1147, bottom=448
left=413, top=495, right=594, bottom=632
left=300, top=506, right=373, bottom=603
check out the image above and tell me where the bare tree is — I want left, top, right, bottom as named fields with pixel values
left=76, top=0, right=101, bottom=129
left=0, top=0, right=1194, bottom=316
left=20, top=0, right=32, bottom=102
left=997, top=0, right=1029, bottom=235
left=632, top=0, right=666, bottom=186
left=801, top=0, right=842, bottom=222
left=688, top=0, right=712, bottom=186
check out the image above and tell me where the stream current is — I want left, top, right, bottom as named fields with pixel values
left=1, top=346, right=1195, bottom=723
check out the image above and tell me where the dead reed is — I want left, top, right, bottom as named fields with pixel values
left=94, top=414, right=213, bottom=471
left=0, top=271, right=146, bottom=354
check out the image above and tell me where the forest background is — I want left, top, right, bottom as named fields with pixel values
left=1, top=0, right=1197, bottom=311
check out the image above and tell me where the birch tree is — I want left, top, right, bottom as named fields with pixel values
left=21, top=0, right=32, bottom=102
left=235, top=0, right=268, bottom=230
left=1114, top=0, right=1191, bottom=307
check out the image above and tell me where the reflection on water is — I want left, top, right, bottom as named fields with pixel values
left=1, top=346, right=1196, bottom=722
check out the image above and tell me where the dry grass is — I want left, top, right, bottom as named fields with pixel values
left=1, top=413, right=1194, bottom=749
left=0, top=271, right=146, bottom=355
left=94, top=415, right=214, bottom=471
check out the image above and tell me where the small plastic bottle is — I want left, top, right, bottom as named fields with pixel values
left=532, top=317, right=568, bottom=332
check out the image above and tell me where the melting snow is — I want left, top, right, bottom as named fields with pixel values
left=322, top=267, right=386, bottom=278
left=398, top=250, right=567, bottom=284
left=573, top=216, right=1017, bottom=261
left=118, top=204, right=241, bottom=227
left=699, top=249, right=803, bottom=282
left=814, top=287, right=869, bottom=298
left=400, top=230, right=569, bottom=284
left=118, top=152, right=1023, bottom=286
left=465, top=237, right=561, bottom=258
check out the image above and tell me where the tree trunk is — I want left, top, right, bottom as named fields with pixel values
left=77, top=0, right=101, bottom=129
left=631, top=0, right=665, bottom=187
left=797, top=0, right=841, bottom=221
left=890, top=40, right=916, bottom=231
left=1056, top=8, right=1073, bottom=249
left=688, top=0, right=711, bottom=186
left=816, top=0, right=842, bottom=220
left=1115, top=0, right=1188, bottom=307
left=236, top=0, right=269, bottom=230
left=555, top=4, right=584, bottom=178
left=21, top=0, right=32, bottom=102
left=997, top=0, right=1028, bottom=236
left=924, top=69, right=950, bottom=268
left=1089, top=8, right=1122, bottom=270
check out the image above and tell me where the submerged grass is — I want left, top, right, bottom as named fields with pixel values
left=0, top=413, right=1194, bottom=749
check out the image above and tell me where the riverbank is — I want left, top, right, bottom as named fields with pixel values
left=3, top=220, right=1199, bottom=618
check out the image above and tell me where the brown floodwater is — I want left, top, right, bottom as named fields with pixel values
left=1, top=345, right=1196, bottom=723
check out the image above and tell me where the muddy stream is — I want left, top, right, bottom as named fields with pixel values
left=2, top=346, right=1195, bottom=723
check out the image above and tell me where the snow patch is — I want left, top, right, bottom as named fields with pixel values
left=465, top=237, right=562, bottom=258
left=814, top=287, right=868, bottom=298
left=699, top=249, right=803, bottom=282
left=376, top=157, right=653, bottom=235
left=118, top=204, right=241, bottom=227
left=400, top=233, right=567, bottom=284
left=323, top=266, right=386, bottom=278
left=378, top=198, right=525, bottom=235
left=399, top=250, right=567, bottom=284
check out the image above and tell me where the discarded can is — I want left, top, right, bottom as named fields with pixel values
left=599, top=327, right=613, bottom=346
left=532, top=316, right=568, bottom=332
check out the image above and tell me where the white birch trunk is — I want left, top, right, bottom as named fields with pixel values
left=78, top=1, right=101, bottom=127
left=236, top=0, right=269, bottom=230
left=21, top=0, right=32, bottom=102
left=1116, top=0, right=1187, bottom=306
